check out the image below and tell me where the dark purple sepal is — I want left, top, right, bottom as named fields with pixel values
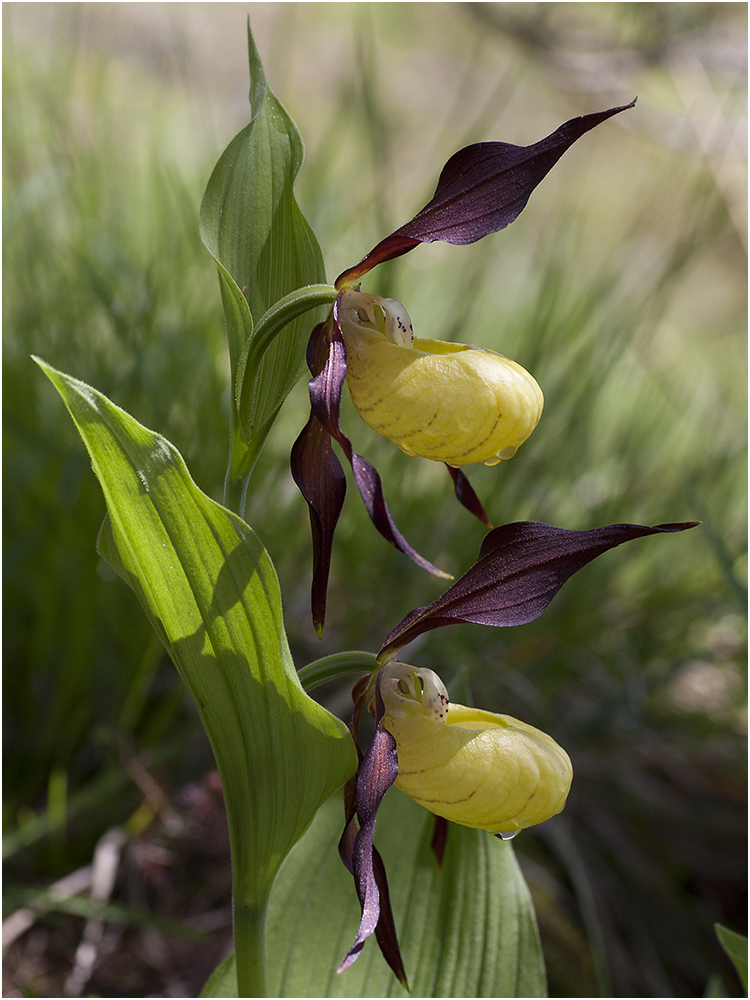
left=431, top=814, right=449, bottom=868
left=372, top=848, right=408, bottom=989
left=335, top=100, right=635, bottom=287
left=447, top=465, right=492, bottom=527
left=338, top=736, right=362, bottom=875
left=338, top=678, right=407, bottom=986
left=290, top=414, right=346, bottom=638
left=380, top=520, right=698, bottom=657
left=338, top=674, right=369, bottom=875
left=310, top=299, right=451, bottom=582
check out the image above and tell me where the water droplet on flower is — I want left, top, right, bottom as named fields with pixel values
left=496, top=829, right=519, bottom=841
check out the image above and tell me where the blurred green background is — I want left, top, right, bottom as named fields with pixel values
left=4, top=3, right=746, bottom=997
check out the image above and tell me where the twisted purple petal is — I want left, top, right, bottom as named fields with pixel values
left=309, top=299, right=451, bottom=582
left=338, top=678, right=406, bottom=986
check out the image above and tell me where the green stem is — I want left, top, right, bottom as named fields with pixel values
left=223, top=467, right=246, bottom=519
left=298, top=650, right=380, bottom=691
left=223, top=425, right=269, bottom=519
left=237, top=283, right=338, bottom=399
left=233, top=896, right=268, bottom=998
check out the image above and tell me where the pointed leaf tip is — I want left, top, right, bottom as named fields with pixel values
left=246, top=20, right=268, bottom=118
left=200, top=24, right=326, bottom=467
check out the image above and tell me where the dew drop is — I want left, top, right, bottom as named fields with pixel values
left=496, top=829, right=520, bottom=841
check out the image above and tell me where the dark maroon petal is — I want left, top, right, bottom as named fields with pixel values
left=348, top=452, right=451, bottom=580
left=338, top=738, right=363, bottom=875
left=380, top=520, right=698, bottom=656
left=338, top=727, right=396, bottom=971
left=338, top=678, right=406, bottom=984
left=294, top=310, right=447, bottom=633
left=338, top=812, right=358, bottom=876
left=306, top=317, right=334, bottom=378
left=291, top=318, right=348, bottom=637
left=310, top=299, right=451, bottom=582
left=431, top=814, right=449, bottom=868
left=338, top=675, right=369, bottom=874
left=446, top=465, right=492, bottom=528
left=372, top=847, right=408, bottom=988
left=290, top=414, right=346, bottom=638
left=337, top=677, right=407, bottom=985
left=335, top=101, right=635, bottom=287
left=307, top=320, right=346, bottom=435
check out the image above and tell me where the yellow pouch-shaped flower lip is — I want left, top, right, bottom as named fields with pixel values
left=380, top=661, right=572, bottom=836
left=338, top=290, right=543, bottom=468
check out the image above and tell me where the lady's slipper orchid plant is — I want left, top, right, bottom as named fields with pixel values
left=292, top=100, right=637, bottom=635
left=38, top=22, right=703, bottom=997
left=337, top=519, right=697, bottom=982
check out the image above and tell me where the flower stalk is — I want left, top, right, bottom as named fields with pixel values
left=233, top=897, right=268, bottom=998
left=236, top=283, right=339, bottom=430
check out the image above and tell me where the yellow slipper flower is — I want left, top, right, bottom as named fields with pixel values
left=338, top=519, right=697, bottom=980
left=292, top=101, right=638, bottom=636
left=379, top=660, right=572, bottom=836
left=338, top=290, right=543, bottom=468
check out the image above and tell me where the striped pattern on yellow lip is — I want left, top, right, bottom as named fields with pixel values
left=338, top=291, right=543, bottom=468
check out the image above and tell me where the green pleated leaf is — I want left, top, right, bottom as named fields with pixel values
left=202, top=789, right=546, bottom=998
left=36, top=358, right=357, bottom=915
left=199, top=22, right=327, bottom=469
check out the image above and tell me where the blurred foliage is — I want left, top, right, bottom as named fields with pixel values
left=3, top=3, right=746, bottom=998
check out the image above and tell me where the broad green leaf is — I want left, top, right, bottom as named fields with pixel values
left=199, top=22, right=326, bottom=470
left=715, top=924, right=748, bottom=994
left=36, top=358, right=357, bottom=921
left=203, top=789, right=546, bottom=998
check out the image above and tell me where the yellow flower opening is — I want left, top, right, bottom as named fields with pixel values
left=380, top=661, right=572, bottom=836
left=338, top=290, right=543, bottom=468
